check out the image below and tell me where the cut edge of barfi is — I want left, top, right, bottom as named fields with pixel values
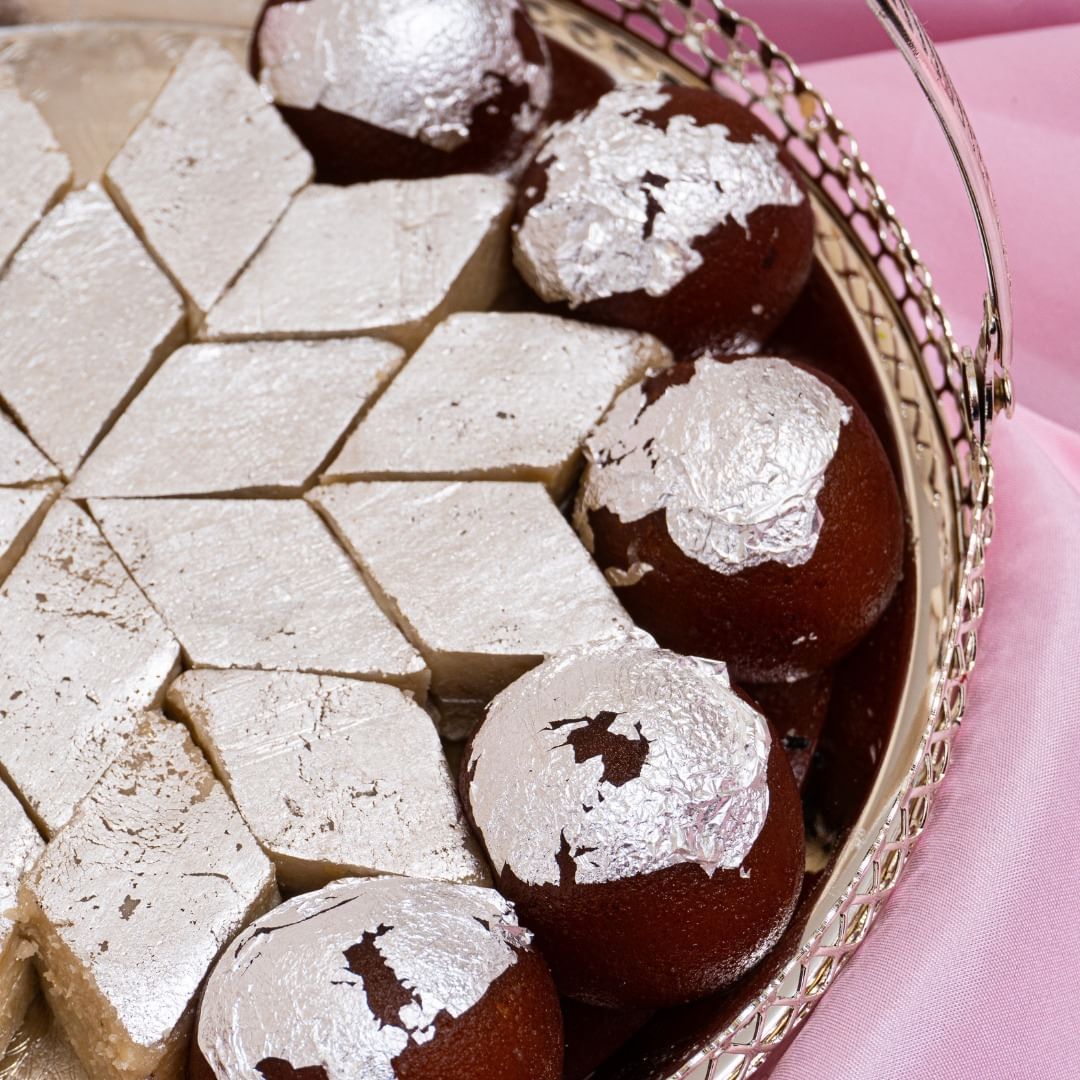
left=0, top=484, right=59, bottom=588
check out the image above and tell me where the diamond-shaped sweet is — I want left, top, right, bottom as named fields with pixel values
left=0, top=85, right=71, bottom=273
left=106, top=38, right=312, bottom=320
left=89, top=498, right=426, bottom=692
left=0, top=782, right=43, bottom=1056
left=310, top=481, right=633, bottom=737
left=204, top=176, right=513, bottom=350
left=0, top=186, right=184, bottom=478
left=70, top=338, right=403, bottom=498
left=19, top=715, right=278, bottom=1080
left=325, top=313, right=673, bottom=497
left=0, top=487, right=56, bottom=586
left=168, top=668, right=487, bottom=892
left=0, top=501, right=181, bottom=837
left=0, top=414, right=57, bottom=487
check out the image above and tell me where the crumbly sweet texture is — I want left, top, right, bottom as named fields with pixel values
left=325, top=313, right=672, bottom=497
left=310, top=481, right=633, bottom=736
left=0, top=783, right=43, bottom=1056
left=203, top=176, right=513, bottom=350
left=105, top=38, right=312, bottom=320
left=0, top=502, right=181, bottom=837
left=70, top=339, right=404, bottom=499
left=167, top=669, right=487, bottom=892
left=18, top=716, right=278, bottom=1080
left=0, top=186, right=184, bottom=478
left=0, top=487, right=56, bottom=587
left=0, top=414, right=57, bottom=488
left=89, top=498, right=427, bottom=693
left=0, top=86, right=72, bottom=274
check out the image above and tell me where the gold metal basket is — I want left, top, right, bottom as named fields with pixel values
left=0, top=2, right=1010, bottom=1078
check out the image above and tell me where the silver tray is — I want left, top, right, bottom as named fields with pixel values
left=0, top=2, right=1010, bottom=1078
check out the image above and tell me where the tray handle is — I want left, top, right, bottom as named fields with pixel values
left=868, top=0, right=1014, bottom=448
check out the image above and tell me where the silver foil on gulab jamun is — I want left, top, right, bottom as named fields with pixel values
left=513, top=84, right=805, bottom=306
left=575, top=355, right=853, bottom=576
left=257, top=0, right=551, bottom=153
left=197, top=878, right=530, bottom=1080
left=466, top=638, right=772, bottom=888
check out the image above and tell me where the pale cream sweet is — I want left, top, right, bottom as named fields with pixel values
left=325, top=313, right=673, bottom=497
left=0, top=502, right=181, bottom=837
left=0, top=783, right=43, bottom=1056
left=105, top=38, right=312, bottom=320
left=70, top=339, right=404, bottom=498
left=89, top=498, right=427, bottom=693
left=0, top=186, right=184, bottom=478
left=310, top=481, right=634, bottom=737
left=0, top=487, right=55, bottom=586
left=168, top=669, right=487, bottom=893
left=0, top=86, right=71, bottom=273
left=204, top=176, right=513, bottom=351
left=0, top=414, right=57, bottom=487
left=19, top=716, right=278, bottom=1080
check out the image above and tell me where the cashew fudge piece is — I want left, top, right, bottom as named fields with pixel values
left=0, top=502, right=180, bottom=836
left=0, top=186, right=184, bottom=477
left=0, top=86, right=71, bottom=273
left=168, top=669, right=487, bottom=892
left=19, top=716, right=278, bottom=1080
left=310, top=481, right=634, bottom=737
left=90, top=498, right=426, bottom=693
left=204, top=176, right=513, bottom=350
left=0, top=783, right=43, bottom=1056
left=105, top=38, right=312, bottom=320
left=0, top=487, right=55, bottom=586
left=0, top=414, right=57, bottom=487
left=325, top=313, right=673, bottom=497
left=70, top=338, right=403, bottom=498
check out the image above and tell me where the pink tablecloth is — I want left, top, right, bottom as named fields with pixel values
left=747, top=16, right=1080, bottom=1080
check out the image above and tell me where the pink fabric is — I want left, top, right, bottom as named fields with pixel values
left=757, top=20, right=1080, bottom=1080
left=733, top=0, right=1080, bottom=61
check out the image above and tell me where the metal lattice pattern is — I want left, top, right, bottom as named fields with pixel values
left=531, top=2, right=995, bottom=1077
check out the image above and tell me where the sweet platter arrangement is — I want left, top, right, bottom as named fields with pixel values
left=0, top=1, right=1011, bottom=1078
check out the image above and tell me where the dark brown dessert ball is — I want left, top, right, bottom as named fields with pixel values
left=543, top=37, right=616, bottom=124
left=252, top=0, right=553, bottom=184
left=575, top=354, right=904, bottom=683
left=746, top=670, right=833, bottom=790
left=512, top=83, right=815, bottom=356
left=191, top=877, right=563, bottom=1080
left=462, top=639, right=805, bottom=1008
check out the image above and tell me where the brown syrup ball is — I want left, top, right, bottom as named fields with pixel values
left=512, top=83, right=815, bottom=357
left=543, top=38, right=616, bottom=125
left=190, top=877, right=563, bottom=1080
left=745, top=670, right=833, bottom=790
left=462, top=639, right=805, bottom=1008
left=575, top=354, right=905, bottom=683
left=251, top=0, right=553, bottom=184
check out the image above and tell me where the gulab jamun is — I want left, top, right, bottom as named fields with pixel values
left=462, top=638, right=805, bottom=1008
left=191, top=877, right=564, bottom=1080
left=575, top=354, right=904, bottom=682
left=252, top=0, right=553, bottom=184
left=512, top=83, right=814, bottom=356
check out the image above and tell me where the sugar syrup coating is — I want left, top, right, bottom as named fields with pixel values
left=252, top=0, right=552, bottom=184
left=746, top=670, right=834, bottom=791
left=513, top=83, right=815, bottom=357
left=191, top=878, right=563, bottom=1080
left=577, top=354, right=905, bottom=682
left=463, top=640, right=805, bottom=1006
